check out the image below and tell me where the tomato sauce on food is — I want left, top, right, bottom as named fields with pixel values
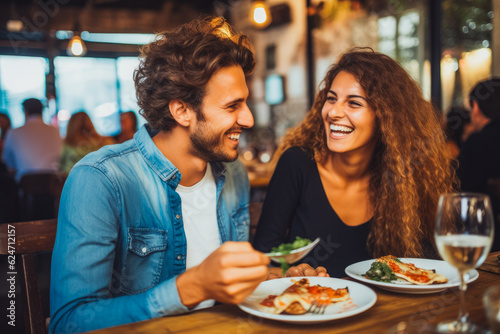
left=388, top=260, right=430, bottom=283
left=260, top=295, right=277, bottom=307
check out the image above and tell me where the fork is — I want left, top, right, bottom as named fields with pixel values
left=308, top=301, right=327, bottom=315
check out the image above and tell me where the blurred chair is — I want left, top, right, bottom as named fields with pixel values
left=19, top=173, right=66, bottom=221
left=0, top=219, right=57, bottom=334
left=249, top=202, right=263, bottom=243
left=487, top=178, right=500, bottom=252
left=0, top=163, right=20, bottom=223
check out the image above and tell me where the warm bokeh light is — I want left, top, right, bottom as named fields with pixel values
left=242, top=150, right=254, bottom=161
left=259, top=152, right=271, bottom=163
left=254, top=7, right=267, bottom=24
left=250, top=1, right=271, bottom=28
left=441, top=54, right=457, bottom=113
left=459, top=48, right=491, bottom=107
left=67, top=36, right=87, bottom=57
left=57, top=109, right=71, bottom=122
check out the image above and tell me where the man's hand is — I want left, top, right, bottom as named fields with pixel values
left=267, top=264, right=329, bottom=280
left=176, top=242, right=270, bottom=307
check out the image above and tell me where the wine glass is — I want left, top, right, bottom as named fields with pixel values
left=435, top=193, right=494, bottom=333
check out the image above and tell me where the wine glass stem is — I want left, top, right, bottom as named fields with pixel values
left=457, top=270, right=469, bottom=328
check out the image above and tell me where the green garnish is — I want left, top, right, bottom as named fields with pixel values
left=364, top=262, right=397, bottom=282
left=270, top=236, right=312, bottom=255
left=270, top=236, right=312, bottom=276
left=279, top=258, right=290, bottom=276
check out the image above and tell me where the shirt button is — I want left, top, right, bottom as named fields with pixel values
left=176, top=214, right=180, bottom=219
left=172, top=174, right=176, bottom=180
left=177, top=255, right=182, bottom=260
left=142, top=247, right=147, bottom=253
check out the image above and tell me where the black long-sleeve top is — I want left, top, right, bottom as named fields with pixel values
left=253, top=147, right=371, bottom=278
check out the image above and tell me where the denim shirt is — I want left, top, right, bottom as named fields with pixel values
left=49, top=125, right=250, bottom=334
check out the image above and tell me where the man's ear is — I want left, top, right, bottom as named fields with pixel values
left=471, top=100, right=478, bottom=114
left=169, top=99, right=191, bottom=127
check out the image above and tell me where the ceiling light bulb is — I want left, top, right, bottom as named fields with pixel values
left=67, top=35, right=87, bottom=56
left=250, top=1, right=271, bottom=28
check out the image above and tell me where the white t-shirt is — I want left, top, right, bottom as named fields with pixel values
left=176, top=164, right=220, bottom=309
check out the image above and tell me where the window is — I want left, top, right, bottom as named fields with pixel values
left=54, top=57, right=119, bottom=137
left=441, top=0, right=493, bottom=112
left=0, top=56, right=48, bottom=128
left=117, top=57, right=146, bottom=128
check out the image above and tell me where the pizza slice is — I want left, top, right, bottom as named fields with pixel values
left=260, top=278, right=350, bottom=315
left=374, top=255, right=448, bottom=285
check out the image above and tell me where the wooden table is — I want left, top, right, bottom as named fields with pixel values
left=90, top=254, right=500, bottom=334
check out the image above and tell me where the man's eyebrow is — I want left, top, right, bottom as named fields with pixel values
left=328, top=90, right=367, bottom=101
left=222, top=98, right=245, bottom=107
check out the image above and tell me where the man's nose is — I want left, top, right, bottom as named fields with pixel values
left=238, top=104, right=254, bottom=129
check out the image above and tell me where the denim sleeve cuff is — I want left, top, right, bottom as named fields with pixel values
left=146, top=276, right=189, bottom=317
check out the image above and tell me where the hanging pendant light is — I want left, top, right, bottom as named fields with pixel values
left=67, top=33, right=87, bottom=56
left=67, top=17, right=87, bottom=57
left=250, top=0, right=271, bottom=29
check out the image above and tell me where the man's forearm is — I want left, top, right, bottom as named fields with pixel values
left=176, top=266, right=207, bottom=308
left=50, top=277, right=188, bottom=333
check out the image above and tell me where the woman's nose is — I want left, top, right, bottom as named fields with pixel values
left=328, top=103, right=346, bottom=119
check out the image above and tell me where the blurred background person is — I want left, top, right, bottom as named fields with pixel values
left=445, top=106, right=473, bottom=159
left=458, top=78, right=500, bottom=194
left=0, top=111, right=11, bottom=158
left=2, top=98, right=62, bottom=181
left=59, top=111, right=115, bottom=174
left=114, top=111, right=138, bottom=143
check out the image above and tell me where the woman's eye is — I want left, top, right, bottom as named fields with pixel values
left=349, top=101, right=362, bottom=107
left=326, top=96, right=337, bottom=102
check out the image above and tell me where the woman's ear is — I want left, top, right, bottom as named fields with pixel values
left=169, top=99, right=191, bottom=127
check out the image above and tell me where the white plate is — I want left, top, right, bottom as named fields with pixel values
left=345, top=258, right=479, bottom=294
left=238, top=277, right=377, bottom=324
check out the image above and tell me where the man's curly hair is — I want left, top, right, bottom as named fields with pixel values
left=134, top=16, right=255, bottom=131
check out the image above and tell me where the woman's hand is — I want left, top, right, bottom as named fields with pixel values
left=267, top=264, right=329, bottom=280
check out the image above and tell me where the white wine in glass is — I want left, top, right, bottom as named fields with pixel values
left=435, top=193, right=494, bottom=333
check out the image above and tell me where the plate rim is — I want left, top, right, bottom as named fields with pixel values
left=237, top=276, right=377, bottom=324
left=344, top=258, right=479, bottom=292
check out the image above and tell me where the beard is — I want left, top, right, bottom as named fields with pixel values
left=189, top=121, right=239, bottom=163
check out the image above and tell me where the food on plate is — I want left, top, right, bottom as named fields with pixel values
left=364, top=255, right=448, bottom=285
left=364, top=261, right=398, bottom=282
left=259, top=278, right=350, bottom=315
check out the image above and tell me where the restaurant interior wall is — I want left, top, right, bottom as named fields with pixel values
left=231, top=0, right=431, bottom=153
left=0, top=0, right=227, bottom=137
left=0, top=0, right=497, bottom=144
left=230, top=0, right=496, bottom=158
left=441, top=0, right=494, bottom=113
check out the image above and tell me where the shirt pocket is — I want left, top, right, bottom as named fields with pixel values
left=231, top=204, right=250, bottom=242
left=120, top=227, right=168, bottom=295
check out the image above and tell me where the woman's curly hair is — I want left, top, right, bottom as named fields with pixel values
left=134, top=16, right=255, bottom=131
left=276, top=48, right=458, bottom=258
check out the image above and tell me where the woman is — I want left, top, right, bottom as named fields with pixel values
left=253, top=48, right=457, bottom=277
left=59, top=111, right=115, bottom=174
left=115, top=111, right=138, bottom=143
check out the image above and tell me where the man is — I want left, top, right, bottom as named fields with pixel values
left=458, top=78, right=500, bottom=194
left=50, top=17, right=325, bottom=334
left=2, top=98, right=62, bottom=180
